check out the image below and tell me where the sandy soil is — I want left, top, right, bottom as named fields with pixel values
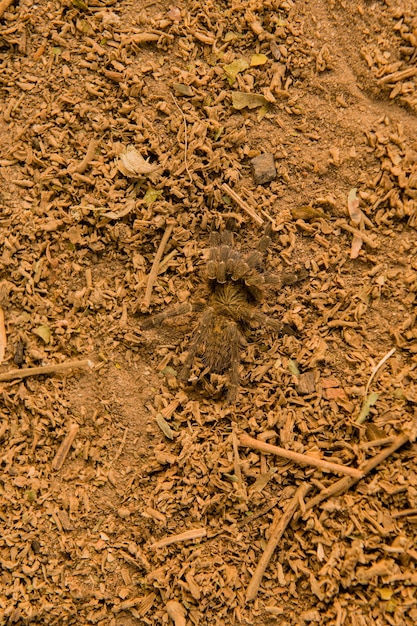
left=1, top=0, right=417, bottom=624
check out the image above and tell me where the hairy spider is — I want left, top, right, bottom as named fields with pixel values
left=142, top=230, right=286, bottom=403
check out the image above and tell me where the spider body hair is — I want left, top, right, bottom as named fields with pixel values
left=142, top=230, right=282, bottom=403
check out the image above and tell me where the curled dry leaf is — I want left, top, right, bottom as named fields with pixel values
left=33, top=325, right=51, bottom=344
left=117, top=146, right=158, bottom=178
left=223, top=58, right=249, bottom=84
left=232, top=91, right=269, bottom=110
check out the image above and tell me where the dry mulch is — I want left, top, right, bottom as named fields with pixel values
left=1, top=0, right=417, bottom=624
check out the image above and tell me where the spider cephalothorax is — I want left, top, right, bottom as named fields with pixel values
left=142, top=230, right=283, bottom=403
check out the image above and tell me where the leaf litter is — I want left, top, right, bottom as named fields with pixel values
left=1, top=0, right=417, bottom=625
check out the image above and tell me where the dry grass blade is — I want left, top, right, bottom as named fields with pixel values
left=150, top=527, right=206, bottom=550
left=364, top=347, right=396, bottom=397
left=222, top=183, right=264, bottom=226
left=143, top=223, right=174, bottom=308
left=240, top=434, right=363, bottom=478
left=0, top=358, right=93, bottom=382
left=171, top=94, right=193, bottom=182
left=246, top=483, right=311, bottom=602
left=52, top=423, right=80, bottom=470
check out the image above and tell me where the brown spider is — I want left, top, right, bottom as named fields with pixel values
left=142, top=230, right=290, bottom=403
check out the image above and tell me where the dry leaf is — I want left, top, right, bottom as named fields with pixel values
left=250, top=53, right=268, bottom=66
left=224, top=58, right=249, bottom=84
left=156, top=414, right=175, bottom=439
left=232, top=91, right=269, bottom=110
left=118, top=146, right=157, bottom=178
left=291, top=206, right=326, bottom=220
left=33, top=325, right=51, bottom=344
left=172, top=83, right=194, bottom=96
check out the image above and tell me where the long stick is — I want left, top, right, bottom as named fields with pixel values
left=300, top=432, right=409, bottom=516
left=240, top=434, right=363, bottom=478
left=143, top=224, right=174, bottom=308
left=246, top=483, right=310, bottom=602
left=0, top=358, right=92, bottom=382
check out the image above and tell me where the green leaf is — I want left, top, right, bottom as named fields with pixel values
left=231, top=91, right=269, bottom=110
left=213, top=126, right=224, bottom=141
left=223, top=58, right=249, bottom=84
left=72, top=0, right=89, bottom=9
left=143, top=189, right=163, bottom=205
left=356, top=392, right=379, bottom=424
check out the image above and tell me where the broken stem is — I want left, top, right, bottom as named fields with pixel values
left=301, top=432, right=409, bottom=517
left=52, top=423, right=80, bottom=471
left=0, top=359, right=93, bottom=382
left=240, top=434, right=363, bottom=478
left=143, top=223, right=174, bottom=308
left=246, top=482, right=310, bottom=602
left=222, top=183, right=264, bottom=226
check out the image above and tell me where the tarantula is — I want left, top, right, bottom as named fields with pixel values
left=142, top=230, right=287, bottom=403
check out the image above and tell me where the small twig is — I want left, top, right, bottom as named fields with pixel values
left=337, top=221, right=378, bottom=248
left=150, top=527, right=206, bottom=549
left=364, top=347, right=396, bottom=397
left=69, top=139, right=98, bottom=175
left=52, top=423, right=79, bottom=470
left=360, top=435, right=396, bottom=449
left=378, top=66, right=417, bottom=85
left=246, top=483, right=310, bottom=602
left=300, top=432, right=409, bottom=517
left=392, top=508, right=417, bottom=519
left=241, top=186, right=275, bottom=226
left=240, top=434, right=363, bottom=478
left=171, top=94, right=193, bottom=182
left=108, top=427, right=129, bottom=467
left=143, top=223, right=174, bottom=308
left=0, top=0, right=15, bottom=20
left=222, top=183, right=264, bottom=226
left=0, top=358, right=93, bottom=382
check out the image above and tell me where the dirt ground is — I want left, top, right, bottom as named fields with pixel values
left=1, top=0, right=417, bottom=624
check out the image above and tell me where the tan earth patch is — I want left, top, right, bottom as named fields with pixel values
left=1, top=0, right=417, bottom=624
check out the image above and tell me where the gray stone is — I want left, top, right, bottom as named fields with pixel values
left=250, top=153, right=276, bottom=185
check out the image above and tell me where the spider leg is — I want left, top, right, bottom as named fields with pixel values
left=241, top=307, right=281, bottom=332
left=225, top=323, right=241, bottom=404
left=141, top=302, right=193, bottom=329
left=179, top=308, right=215, bottom=382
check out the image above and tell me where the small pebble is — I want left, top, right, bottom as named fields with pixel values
left=251, top=153, right=277, bottom=185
